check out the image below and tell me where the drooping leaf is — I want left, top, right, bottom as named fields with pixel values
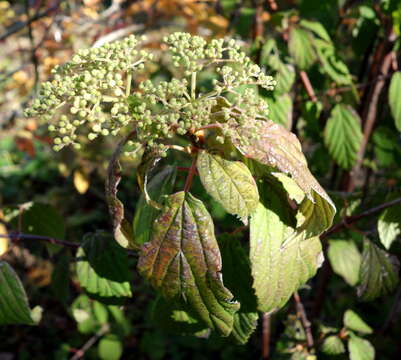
left=324, top=104, right=363, bottom=170
left=133, top=166, right=177, bottom=245
left=315, top=39, right=353, bottom=85
left=320, top=335, right=346, bottom=355
left=348, top=335, right=375, bottom=360
left=250, top=179, right=323, bottom=313
left=230, top=119, right=335, bottom=237
left=197, top=151, right=259, bottom=223
left=138, top=192, right=239, bottom=336
left=264, top=94, right=293, bottom=129
left=0, top=261, right=35, bottom=325
left=378, top=199, right=401, bottom=249
left=389, top=71, right=401, bottom=131
left=219, top=234, right=258, bottom=343
left=98, top=334, right=123, bottom=360
left=327, top=239, right=362, bottom=286
left=76, top=233, right=132, bottom=302
left=357, top=239, right=399, bottom=301
left=106, top=132, right=137, bottom=249
left=343, top=310, right=373, bottom=334
left=288, top=26, right=317, bottom=69
left=136, top=147, right=163, bottom=210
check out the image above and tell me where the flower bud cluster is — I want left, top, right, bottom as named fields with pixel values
left=25, top=32, right=277, bottom=153
left=24, top=35, right=151, bottom=150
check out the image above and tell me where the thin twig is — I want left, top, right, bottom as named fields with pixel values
left=321, top=196, right=401, bottom=239
left=70, top=323, right=109, bottom=360
left=1, top=232, right=80, bottom=248
left=293, top=291, right=314, bottom=349
left=183, top=156, right=198, bottom=192
left=299, top=71, right=317, bottom=102
left=262, top=313, right=271, bottom=359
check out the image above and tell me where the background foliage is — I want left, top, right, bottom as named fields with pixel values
left=1, top=0, right=401, bottom=359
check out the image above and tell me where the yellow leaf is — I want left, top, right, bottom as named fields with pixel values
left=74, top=170, right=90, bottom=194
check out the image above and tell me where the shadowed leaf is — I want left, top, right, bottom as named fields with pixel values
left=0, top=261, right=35, bottom=325
left=357, top=239, right=399, bottom=301
left=76, top=233, right=132, bottom=303
left=133, top=166, right=177, bottom=245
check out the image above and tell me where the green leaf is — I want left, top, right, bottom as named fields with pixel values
left=357, top=239, right=399, bottom=301
left=71, top=294, right=108, bottom=334
left=315, top=39, right=353, bottom=85
left=343, top=310, right=373, bottom=334
left=389, top=71, right=401, bottom=131
left=276, top=62, right=295, bottom=95
left=133, top=166, right=176, bottom=245
left=320, top=335, right=346, bottom=355
left=138, top=192, right=239, bottom=336
left=348, top=335, right=375, bottom=360
left=264, top=94, right=293, bottom=129
left=250, top=179, right=323, bottom=313
left=197, top=151, right=259, bottom=224
left=324, top=104, right=363, bottom=170
left=230, top=119, right=335, bottom=237
left=327, top=239, right=362, bottom=286
left=98, top=334, right=123, bottom=360
left=288, top=26, right=317, bottom=69
left=76, top=232, right=132, bottom=302
left=231, top=312, right=259, bottom=345
left=300, top=19, right=332, bottom=43
left=0, top=261, right=35, bottom=325
left=378, top=200, right=401, bottom=249
left=106, top=133, right=137, bottom=249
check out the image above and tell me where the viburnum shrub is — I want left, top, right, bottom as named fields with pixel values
left=25, top=32, right=336, bottom=342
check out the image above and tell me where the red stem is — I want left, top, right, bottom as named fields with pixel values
left=183, top=156, right=198, bottom=192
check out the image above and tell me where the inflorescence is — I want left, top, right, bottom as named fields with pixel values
left=25, top=32, right=276, bottom=153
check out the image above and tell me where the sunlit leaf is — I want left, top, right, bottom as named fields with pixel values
left=378, top=199, right=401, bottom=249
left=288, top=26, right=317, bottom=69
left=138, top=192, right=239, bottom=336
left=230, top=119, right=335, bottom=237
left=197, top=151, right=259, bottom=223
left=357, top=240, right=399, bottom=301
left=320, top=335, right=346, bottom=355
left=73, top=169, right=90, bottom=194
left=343, top=310, right=373, bottom=334
left=0, top=261, right=35, bottom=325
left=389, top=71, right=401, bottom=131
left=327, top=239, right=362, bottom=286
left=98, top=334, right=123, bottom=360
left=348, top=335, right=375, bottom=360
left=76, top=233, right=132, bottom=302
left=250, top=179, right=323, bottom=313
left=133, top=166, right=177, bottom=245
left=324, top=104, right=363, bottom=170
